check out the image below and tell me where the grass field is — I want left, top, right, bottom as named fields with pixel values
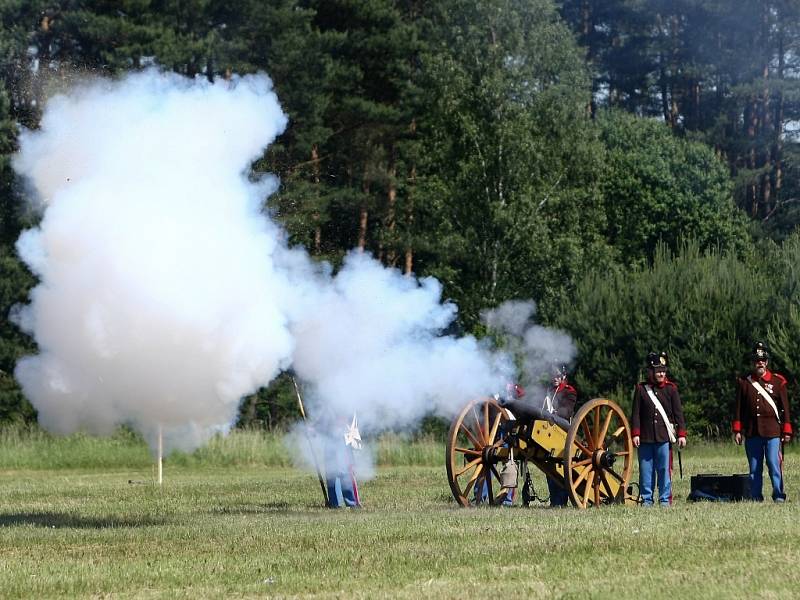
left=1, top=430, right=799, bottom=598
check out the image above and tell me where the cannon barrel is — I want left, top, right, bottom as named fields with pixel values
left=498, top=398, right=571, bottom=431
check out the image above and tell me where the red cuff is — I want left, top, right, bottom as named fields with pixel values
left=783, top=422, right=793, bottom=435
left=732, top=421, right=742, bottom=433
left=677, top=430, right=687, bottom=438
left=632, top=428, right=640, bottom=437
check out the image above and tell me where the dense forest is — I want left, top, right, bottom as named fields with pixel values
left=1, top=0, right=799, bottom=435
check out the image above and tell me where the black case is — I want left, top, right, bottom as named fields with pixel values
left=688, top=473, right=751, bottom=501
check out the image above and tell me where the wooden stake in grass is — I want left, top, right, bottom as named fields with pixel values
left=157, top=424, right=163, bottom=486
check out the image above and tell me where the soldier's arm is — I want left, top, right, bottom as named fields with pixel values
left=671, top=386, right=687, bottom=438
left=732, top=379, right=743, bottom=434
left=777, top=375, right=792, bottom=440
left=732, top=378, right=744, bottom=444
left=631, top=385, right=641, bottom=437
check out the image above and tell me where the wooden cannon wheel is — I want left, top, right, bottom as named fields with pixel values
left=445, top=398, right=513, bottom=506
left=564, top=398, right=633, bottom=508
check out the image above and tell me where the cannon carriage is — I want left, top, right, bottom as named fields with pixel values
left=445, top=396, right=635, bottom=508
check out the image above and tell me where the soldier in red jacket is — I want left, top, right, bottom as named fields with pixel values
left=631, top=352, right=687, bottom=506
left=733, top=342, right=792, bottom=502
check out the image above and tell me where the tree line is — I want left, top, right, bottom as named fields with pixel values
left=0, top=0, right=798, bottom=435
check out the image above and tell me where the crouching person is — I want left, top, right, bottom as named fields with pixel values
left=325, top=413, right=362, bottom=508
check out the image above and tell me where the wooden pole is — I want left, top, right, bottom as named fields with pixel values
left=292, top=377, right=329, bottom=507
left=157, top=424, right=163, bottom=486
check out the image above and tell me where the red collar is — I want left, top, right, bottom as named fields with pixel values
left=755, top=369, right=772, bottom=382
left=554, top=381, right=572, bottom=393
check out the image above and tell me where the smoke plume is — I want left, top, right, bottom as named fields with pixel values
left=482, top=299, right=576, bottom=402
left=13, top=70, right=293, bottom=451
left=11, top=69, right=572, bottom=457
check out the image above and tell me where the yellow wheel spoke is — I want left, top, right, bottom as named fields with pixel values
left=581, top=476, right=593, bottom=506
left=464, top=463, right=484, bottom=494
left=581, top=420, right=594, bottom=450
left=455, top=457, right=482, bottom=477
left=573, top=466, right=592, bottom=487
left=606, top=467, right=625, bottom=483
left=455, top=447, right=481, bottom=457
left=483, top=402, right=490, bottom=442
left=459, top=423, right=481, bottom=449
left=471, top=406, right=485, bottom=443
left=488, top=412, right=502, bottom=444
left=599, top=471, right=615, bottom=498
left=597, top=410, right=614, bottom=450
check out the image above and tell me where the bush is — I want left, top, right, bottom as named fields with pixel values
left=552, top=239, right=795, bottom=435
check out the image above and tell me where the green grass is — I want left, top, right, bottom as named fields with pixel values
left=1, top=431, right=799, bottom=598
left=0, top=426, right=444, bottom=470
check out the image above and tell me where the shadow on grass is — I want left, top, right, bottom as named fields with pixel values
left=0, top=512, right=168, bottom=529
left=210, top=501, right=332, bottom=515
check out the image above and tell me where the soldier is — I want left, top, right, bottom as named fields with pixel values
left=631, top=352, right=687, bottom=506
left=543, top=365, right=577, bottom=506
left=733, top=342, right=792, bottom=502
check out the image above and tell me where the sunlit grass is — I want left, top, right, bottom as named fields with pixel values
left=0, top=425, right=445, bottom=470
left=0, top=434, right=798, bottom=598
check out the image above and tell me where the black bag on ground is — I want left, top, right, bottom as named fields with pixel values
left=687, top=473, right=751, bottom=502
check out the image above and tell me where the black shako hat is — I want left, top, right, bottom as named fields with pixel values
left=646, top=351, right=668, bottom=369
left=751, top=342, right=770, bottom=361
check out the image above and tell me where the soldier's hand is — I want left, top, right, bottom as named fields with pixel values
left=783, top=434, right=792, bottom=444
left=677, top=436, right=686, bottom=449
left=633, top=435, right=640, bottom=448
left=734, top=432, right=742, bottom=445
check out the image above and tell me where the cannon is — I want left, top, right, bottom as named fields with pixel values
left=445, top=396, right=635, bottom=508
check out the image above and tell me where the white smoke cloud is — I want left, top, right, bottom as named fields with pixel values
left=11, top=68, right=573, bottom=461
left=13, top=70, right=293, bottom=452
left=482, top=299, right=576, bottom=404
left=286, top=251, right=512, bottom=432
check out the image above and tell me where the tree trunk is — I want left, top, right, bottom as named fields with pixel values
left=385, top=163, right=397, bottom=267
left=243, top=394, right=257, bottom=428
left=689, top=79, right=700, bottom=130
left=358, top=175, right=369, bottom=252
left=669, top=14, right=680, bottom=128
left=659, top=52, right=671, bottom=124
left=774, top=14, right=785, bottom=198
left=656, top=14, right=672, bottom=126
left=311, top=144, right=322, bottom=254
left=404, top=163, right=416, bottom=276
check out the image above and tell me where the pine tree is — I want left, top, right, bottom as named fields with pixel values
left=553, top=240, right=780, bottom=434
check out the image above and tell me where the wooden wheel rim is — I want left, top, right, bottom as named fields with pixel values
left=445, top=398, right=512, bottom=506
left=564, top=398, right=633, bottom=508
